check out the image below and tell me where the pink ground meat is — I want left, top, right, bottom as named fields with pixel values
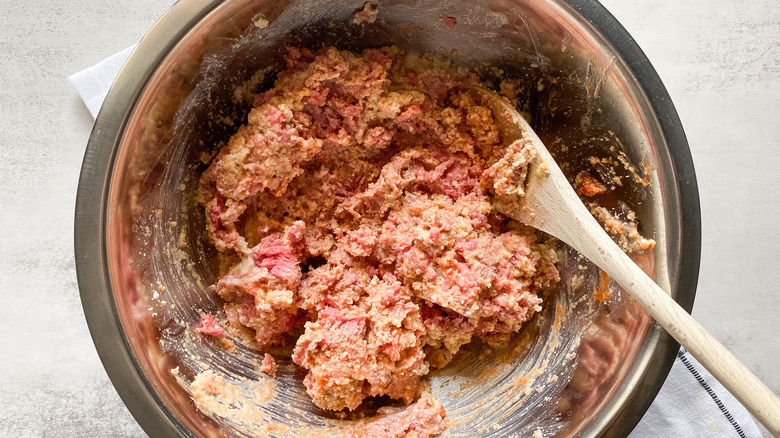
left=440, top=15, right=457, bottom=29
left=195, top=314, right=226, bottom=338
left=260, top=353, right=277, bottom=378
left=199, top=46, right=559, bottom=422
left=344, top=391, right=446, bottom=438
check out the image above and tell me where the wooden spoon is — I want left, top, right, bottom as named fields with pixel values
left=471, top=86, right=780, bottom=436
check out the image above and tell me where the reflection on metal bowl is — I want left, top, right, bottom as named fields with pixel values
left=75, top=0, right=700, bottom=436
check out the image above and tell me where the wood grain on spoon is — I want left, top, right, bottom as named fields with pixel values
left=470, top=86, right=780, bottom=436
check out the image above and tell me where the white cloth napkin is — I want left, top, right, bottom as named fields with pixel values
left=70, top=49, right=765, bottom=438
left=69, top=45, right=136, bottom=119
left=630, top=348, right=762, bottom=437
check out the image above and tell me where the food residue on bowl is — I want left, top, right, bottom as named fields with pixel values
left=574, top=171, right=607, bottom=197
left=440, top=15, right=457, bottom=29
left=353, top=2, right=379, bottom=25
left=260, top=353, right=277, bottom=378
left=589, top=204, right=655, bottom=252
left=252, top=13, right=269, bottom=29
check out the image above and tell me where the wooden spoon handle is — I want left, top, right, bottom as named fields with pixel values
left=523, top=122, right=780, bottom=434
left=572, top=212, right=780, bottom=436
left=472, top=85, right=780, bottom=433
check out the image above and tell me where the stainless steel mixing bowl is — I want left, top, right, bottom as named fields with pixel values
left=75, top=0, right=701, bottom=436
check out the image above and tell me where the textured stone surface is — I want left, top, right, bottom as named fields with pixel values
left=0, top=0, right=777, bottom=436
left=0, top=1, right=174, bottom=437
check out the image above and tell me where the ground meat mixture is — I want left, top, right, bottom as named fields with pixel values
left=199, top=46, right=559, bottom=419
left=589, top=204, right=656, bottom=252
left=440, top=15, right=457, bottom=29
left=260, top=353, right=277, bottom=378
left=353, top=2, right=378, bottom=25
left=575, top=171, right=607, bottom=197
left=196, top=314, right=226, bottom=338
left=345, top=391, right=446, bottom=438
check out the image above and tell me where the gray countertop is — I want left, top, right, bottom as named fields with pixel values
left=1, top=0, right=777, bottom=436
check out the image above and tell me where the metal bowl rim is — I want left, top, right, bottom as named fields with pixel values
left=74, top=0, right=701, bottom=436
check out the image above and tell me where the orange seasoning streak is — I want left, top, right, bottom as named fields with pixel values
left=594, top=270, right=611, bottom=302
left=553, top=301, right=566, bottom=331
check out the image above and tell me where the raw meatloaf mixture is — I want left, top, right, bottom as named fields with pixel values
left=199, top=46, right=559, bottom=414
